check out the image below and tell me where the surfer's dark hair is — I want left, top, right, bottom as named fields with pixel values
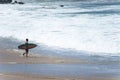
left=26, top=38, right=28, bottom=41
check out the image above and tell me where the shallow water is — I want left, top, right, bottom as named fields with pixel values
left=0, top=64, right=120, bottom=77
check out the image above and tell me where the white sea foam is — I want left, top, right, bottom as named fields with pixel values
left=0, top=1, right=120, bottom=55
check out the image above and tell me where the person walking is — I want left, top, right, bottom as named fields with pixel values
left=23, top=38, right=29, bottom=57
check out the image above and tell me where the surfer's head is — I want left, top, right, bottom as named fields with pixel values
left=26, top=38, right=28, bottom=41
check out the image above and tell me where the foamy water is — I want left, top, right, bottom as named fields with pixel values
left=0, top=1, right=120, bottom=56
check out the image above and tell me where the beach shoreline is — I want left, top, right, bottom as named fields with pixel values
left=0, top=72, right=120, bottom=80
left=0, top=49, right=88, bottom=64
left=0, top=49, right=119, bottom=80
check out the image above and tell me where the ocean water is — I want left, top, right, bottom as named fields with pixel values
left=0, top=64, right=120, bottom=77
left=0, top=0, right=120, bottom=77
left=0, top=0, right=120, bottom=58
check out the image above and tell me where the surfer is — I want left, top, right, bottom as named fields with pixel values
left=23, top=38, right=29, bottom=57
left=18, top=38, right=37, bottom=57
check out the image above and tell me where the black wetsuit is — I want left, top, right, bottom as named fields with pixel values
left=23, top=41, right=29, bottom=57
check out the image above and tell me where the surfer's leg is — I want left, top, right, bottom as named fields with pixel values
left=23, top=53, right=25, bottom=56
left=26, top=53, right=28, bottom=57
left=26, top=49, right=29, bottom=57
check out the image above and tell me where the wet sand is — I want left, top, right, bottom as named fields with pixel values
left=0, top=73, right=120, bottom=80
left=0, top=49, right=87, bottom=64
left=0, top=49, right=119, bottom=80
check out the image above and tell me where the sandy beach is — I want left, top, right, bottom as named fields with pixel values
left=0, top=49, right=119, bottom=80
left=0, top=49, right=87, bottom=64
left=0, top=73, right=120, bottom=80
left=0, top=49, right=84, bottom=80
